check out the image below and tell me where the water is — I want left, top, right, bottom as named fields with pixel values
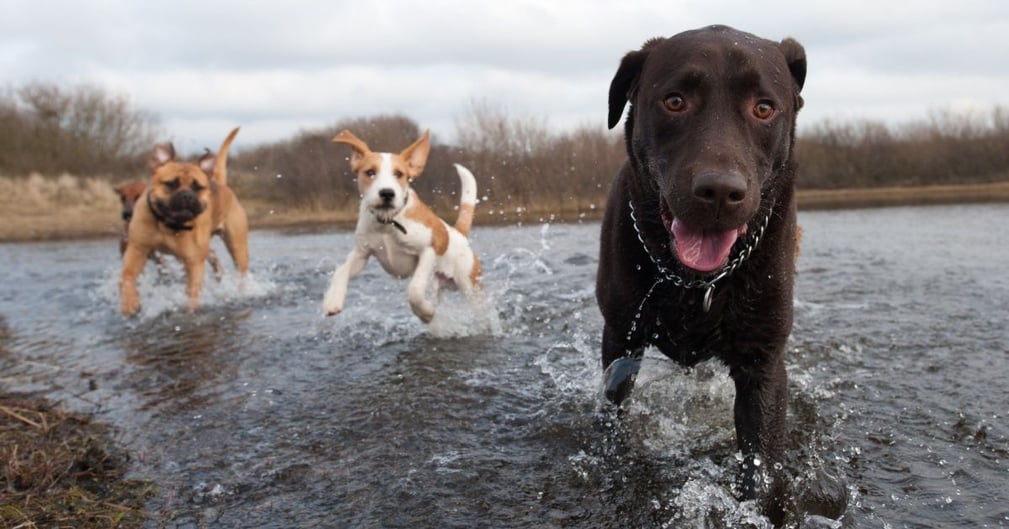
left=1, top=204, right=1008, bottom=528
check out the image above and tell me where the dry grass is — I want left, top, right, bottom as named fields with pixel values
left=2, top=174, right=1008, bottom=243
left=0, top=397, right=153, bottom=528
left=0, top=174, right=122, bottom=242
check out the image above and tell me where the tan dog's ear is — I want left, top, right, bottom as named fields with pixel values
left=400, top=130, right=430, bottom=179
left=198, top=148, right=216, bottom=176
left=150, top=143, right=176, bottom=170
left=332, top=129, right=370, bottom=168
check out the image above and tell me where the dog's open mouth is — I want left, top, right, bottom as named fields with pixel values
left=660, top=200, right=748, bottom=273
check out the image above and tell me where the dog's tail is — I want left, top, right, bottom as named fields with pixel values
left=212, top=127, right=241, bottom=186
left=453, top=163, right=478, bottom=237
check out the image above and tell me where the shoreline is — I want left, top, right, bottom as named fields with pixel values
left=2, top=182, right=1008, bottom=244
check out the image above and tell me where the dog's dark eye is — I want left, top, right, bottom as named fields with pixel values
left=365, top=169, right=376, bottom=178
left=394, top=170, right=404, bottom=178
left=663, top=94, right=687, bottom=113
left=191, top=182, right=205, bottom=192
left=163, top=179, right=180, bottom=191
left=753, top=101, right=775, bottom=120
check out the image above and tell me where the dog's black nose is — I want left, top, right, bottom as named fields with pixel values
left=693, top=171, right=747, bottom=209
left=378, top=188, right=396, bottom=202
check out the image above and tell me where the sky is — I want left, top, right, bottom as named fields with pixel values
left=3, top=0, right=1008, bottom=152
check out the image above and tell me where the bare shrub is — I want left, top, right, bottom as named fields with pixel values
left=453, top=101, right=622, bottom=220
left=798, top=106, right=1009, bottom=188
left=231, top=114, right=433, bottom=212
left=0, top=82, right=160, bottom=178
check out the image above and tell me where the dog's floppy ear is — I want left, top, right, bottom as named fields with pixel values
left=778, top=37, right=806, bottom=111
left=779, top=38, right=806, bottom=91
left=400, top=130, right=431, bottom=179
left=150, top=143, right=176, bottom=170
left=608, top=38, right=663, bottom=129
left=332, top=129, right=371, bottom=168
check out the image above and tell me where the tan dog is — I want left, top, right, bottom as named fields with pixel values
left=322, top=130, right=482, bottom=323
left=119, top=127, right=248, bottom=316
left=116, top=180, right=223, bottom=275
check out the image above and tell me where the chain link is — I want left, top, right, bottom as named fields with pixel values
left=627, top=199, right=773, bottom=315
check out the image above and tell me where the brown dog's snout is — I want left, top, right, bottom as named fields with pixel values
left=169, top=190, right=201, bottom=211
left=378, top=188, right=396, bottom=203
left=692, top=171, right=747, bottom=211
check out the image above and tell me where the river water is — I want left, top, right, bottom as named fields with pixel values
left=1, top=204, right=1007, bottom=528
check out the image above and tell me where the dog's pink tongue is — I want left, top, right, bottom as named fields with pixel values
left=671, top=218, right=741, bottom=273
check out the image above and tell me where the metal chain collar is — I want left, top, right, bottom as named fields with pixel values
left=628, top=199, right=773, bottom=314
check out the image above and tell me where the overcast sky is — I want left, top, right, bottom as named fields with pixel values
left=3, top=0, right=1008, bottom=152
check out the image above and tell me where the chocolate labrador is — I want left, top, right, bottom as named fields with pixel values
left=596, top=25, right=806, bottom=518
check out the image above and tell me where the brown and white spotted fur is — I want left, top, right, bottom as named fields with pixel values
left=322, top=129, right=482, bottom=323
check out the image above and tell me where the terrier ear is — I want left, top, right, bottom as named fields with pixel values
left=332, top=129, right=371, bottom=167
left=400, top=130, right=431, bottom=179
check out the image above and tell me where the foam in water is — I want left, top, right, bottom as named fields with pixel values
left=96, top=262, right=276, bottom=321
left=425, top=291, right=503, bottom=338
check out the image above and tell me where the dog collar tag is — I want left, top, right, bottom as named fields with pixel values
left=702, top=284, right=714, bottom=312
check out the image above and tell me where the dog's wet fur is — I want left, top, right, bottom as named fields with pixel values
left=596, top=25, right=806, bottom=522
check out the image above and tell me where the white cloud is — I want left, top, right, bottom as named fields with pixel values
left=2, top=0, right=1008, bottom=148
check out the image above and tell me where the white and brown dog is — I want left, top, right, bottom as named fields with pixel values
left=323, top=129, right=482, bottom=323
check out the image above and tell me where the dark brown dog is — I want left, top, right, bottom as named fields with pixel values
left=119, top=127, right=248, bottom=316
left=596, top=25, right=806, bottom=519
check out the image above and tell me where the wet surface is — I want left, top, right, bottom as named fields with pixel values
left=1, top=204, right=1008, bottom=527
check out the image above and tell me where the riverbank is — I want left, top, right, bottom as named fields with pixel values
left=2, top=179, right=1008, bottom=243
left=0, top=396, right=152, bottom=527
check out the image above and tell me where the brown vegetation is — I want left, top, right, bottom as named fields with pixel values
left=0, top=81, right=1007, bottom=238
left=0, top=82, right=160, bottom=178
left=797, top=108, right=1009, bottom=188
left=0, top=397, right=152, bottom=528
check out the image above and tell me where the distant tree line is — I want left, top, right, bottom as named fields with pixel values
left=2, top=82, right=1008, bottom=214
left=0, top=82, right=160, bottom=176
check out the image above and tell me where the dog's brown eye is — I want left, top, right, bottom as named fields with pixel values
left=753, top=101, right=775, bottom=120
left=163, top=179, right=180, bottom=191
left=365, top=169, right=376, bottom=178
left=191, top=182, right=205, bottom=192
left=394, top=170, right=404, bottom=178
left=663, top=94, right=687, bottom=113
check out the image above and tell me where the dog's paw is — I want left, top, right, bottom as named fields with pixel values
left=410, top=300, right=436, bottom=324
left=120, top=297, right=140, bottom=317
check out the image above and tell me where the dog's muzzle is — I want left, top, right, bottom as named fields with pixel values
left=149, top=191, right=205, bottom=230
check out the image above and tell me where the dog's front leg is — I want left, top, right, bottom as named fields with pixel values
left=730, top=354, right=788, bottom=519
left=601, top=323, right=644, bottom=406
left=323, top=247, right=369, bottom=316
left=407, top=248, right=437, bottom=323
left=183, top=257, right=207, bottom=312
left=119, top=244, right=151, bottom=316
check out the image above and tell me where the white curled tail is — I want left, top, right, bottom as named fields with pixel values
left=453, top=163, right=478, bottom=236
